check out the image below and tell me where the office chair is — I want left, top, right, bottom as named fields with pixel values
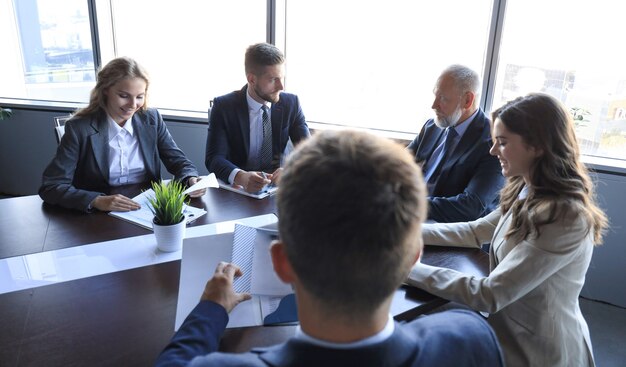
left=207, top=99, right=213, bottom=124
left=54, top=115, right=71, bottom=144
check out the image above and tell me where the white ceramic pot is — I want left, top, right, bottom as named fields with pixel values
left=153, top=218, right=186, bottom=252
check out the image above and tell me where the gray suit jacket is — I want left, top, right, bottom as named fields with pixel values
left=39, top=108, right=198, bottom=211
left=408, top=205, right=596, bottom=367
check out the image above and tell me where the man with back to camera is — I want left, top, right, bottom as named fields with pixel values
left=156, top=129, right=504, bottom=366
left=408, top=64, right=504, bottom=223
left=205, top=42, right=310, bottom=193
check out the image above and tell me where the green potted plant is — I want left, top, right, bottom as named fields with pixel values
left=147, top=180, right=188, bottom=252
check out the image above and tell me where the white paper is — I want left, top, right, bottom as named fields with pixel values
left=183, top=173, right=219, bottom=195
left=260, top=295, right=283, bottom=318
left=109, top=188, right=207, bottom=230
left=230, top=225, right=292, bottom=296
left=217, top=179, right=278, bottom=199
left=174, top=214, right=284, bottom=330
left=250, top=230, right=292, bottom=296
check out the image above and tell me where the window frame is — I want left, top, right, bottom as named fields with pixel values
left=1, top=0, right=624, bottom=172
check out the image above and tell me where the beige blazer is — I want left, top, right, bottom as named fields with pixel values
left=408, top=206, right=595, bottom=367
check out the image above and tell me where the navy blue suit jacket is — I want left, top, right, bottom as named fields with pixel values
left=155, top=301, right=504, bottom=367
left=205, top=86, right=310, bottom=182
left=408, top=109, right=504, bottom=222
left=39, top=108, right=198, bottom=212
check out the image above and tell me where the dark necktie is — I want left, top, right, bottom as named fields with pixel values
left=260, top=106, right=273, bottom=170
left=424, top=127, right=457, bottom=191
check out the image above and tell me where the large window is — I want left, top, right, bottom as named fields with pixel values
left=282, top=0, right=494, bottom=134
left=0, top=0, right=265, bottom=111
left=1, top=0, right=625, bottom=162
left=492, top=0, right=626, bottom=160
left=99, top=0, right=266, bottom=112
left=0, top=0, right=95, bottom=102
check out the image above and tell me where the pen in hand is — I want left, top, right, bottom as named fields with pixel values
left=260, top=172, right=272, bottom=192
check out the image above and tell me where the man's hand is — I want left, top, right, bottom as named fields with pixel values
left=92, top=194, right=141, bottom=212
left=234, top=171, right=272, bottom=193
left=270, top=167, right=283, bottom=185
left=201, top=262, right=252, bottom=313
left=186, top=176, right=207, bottom=198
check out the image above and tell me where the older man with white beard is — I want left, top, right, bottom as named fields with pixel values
left=407, top=64, right=503, bottom=222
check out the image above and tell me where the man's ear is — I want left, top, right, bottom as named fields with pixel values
left=246, top=72, right=256, bottom=86
left=270, top=240, right=296, bottom=283
left=462, top=91, right=475, bottom=109
left=411, top=230, right=424, bottom=265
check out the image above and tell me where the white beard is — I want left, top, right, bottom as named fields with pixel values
left=434, top=106, right=463, bottom=128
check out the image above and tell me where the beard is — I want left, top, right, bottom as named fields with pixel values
left=254, top=86, right=281, bottom=104
left=434, top=105, right=463, bottom=128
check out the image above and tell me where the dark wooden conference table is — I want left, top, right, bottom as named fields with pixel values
left=0, top=186, right=489, bottom=366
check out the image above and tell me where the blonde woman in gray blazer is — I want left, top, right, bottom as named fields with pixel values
left=40, top=57, right=204, bottom=212
left=407, top=93, right=608, bottom=367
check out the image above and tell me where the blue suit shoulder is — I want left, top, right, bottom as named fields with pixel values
left=214, top=88, right=244, bottom=105
left=276, top=91, right=299, bottom=105
left=400, top=309, right=505, bottom=366
left=184, top=309, right=503, bottom=367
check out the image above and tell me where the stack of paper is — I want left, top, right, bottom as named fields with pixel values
left=109, top=174, right=218, bottom=230
left=230, top=224, right=297, bottom=325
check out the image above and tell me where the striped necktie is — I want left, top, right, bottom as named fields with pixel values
left=260, top=105, right=273, bottom=170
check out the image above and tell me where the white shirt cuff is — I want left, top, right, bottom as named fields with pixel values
left=228, top=168, right=241, bottom=185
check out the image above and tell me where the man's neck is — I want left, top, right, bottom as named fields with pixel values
left=296, top=292, right=391, bottom=343
left=246, top=84, right=265, bottom=105
left=459, top=106, right=479, bottom=124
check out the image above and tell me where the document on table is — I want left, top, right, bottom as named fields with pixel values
left=217, top=179, right=278, bottom=199
left=108, top=174, right=218, bottom=230
left=175, top=219, right=298, bottom=330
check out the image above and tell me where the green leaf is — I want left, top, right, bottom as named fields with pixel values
left=146, top=180, right=188, bottom=225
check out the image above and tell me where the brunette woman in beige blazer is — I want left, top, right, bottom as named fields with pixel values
left=407, top=93, right=608, bottom=367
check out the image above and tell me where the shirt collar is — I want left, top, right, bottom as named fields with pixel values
left=107, top=114, right=134, bottom=140
left=246, top=88, right=270, bottom=113
left=451, top=108, right=479, bottom=138
left=294, top=314, right=395, bottom=349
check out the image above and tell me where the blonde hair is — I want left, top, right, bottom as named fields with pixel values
left=493, top=93, right=607, bottom=245
left=74, top=57, right=150, bottom=118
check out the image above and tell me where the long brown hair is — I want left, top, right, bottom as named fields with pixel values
left=74, top=57, right=150, bottom=118
left=493, top=93, right=607, bottom=245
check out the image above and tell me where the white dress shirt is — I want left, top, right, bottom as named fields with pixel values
left=227, top=91, right=271, bottom=184
left=107, top=115, right=146, bottom=186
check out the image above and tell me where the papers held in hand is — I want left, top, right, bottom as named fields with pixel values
left=217, top=179, right=278, bottom=199
left=182, top=173, right=219, bottom=194
left=231, top=224, right=297, bottom=325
